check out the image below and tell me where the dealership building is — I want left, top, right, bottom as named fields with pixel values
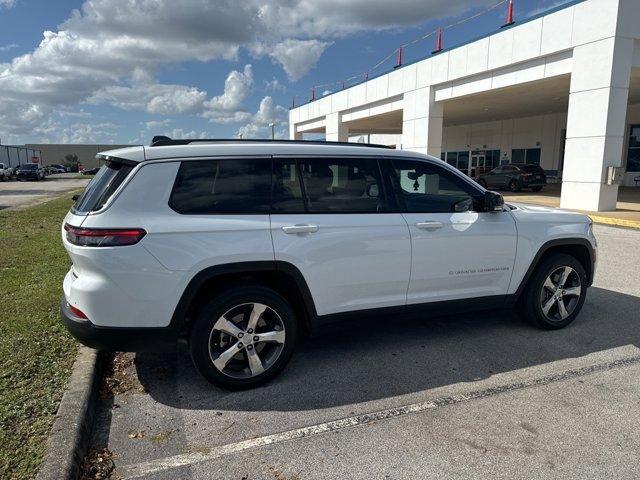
left=289, top=0, right=640, bottom=211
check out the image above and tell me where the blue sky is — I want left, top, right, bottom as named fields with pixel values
left=0, top=0, right=572, bottom=145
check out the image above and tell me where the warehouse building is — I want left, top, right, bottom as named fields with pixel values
left=0, top=145, right=43, bottom=168
left=289, top=0, right=640, bottom=211
left=25, top=144, right=135, bottom=169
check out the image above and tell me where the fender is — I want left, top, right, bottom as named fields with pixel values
left=510, top=237, right=595, bottom=304
left=169, top=260, right=318, bottom=331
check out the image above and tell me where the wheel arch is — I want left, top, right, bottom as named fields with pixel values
left=170, top=261, right=317, bottom=335
left=512, top=238, right=595, bottom=303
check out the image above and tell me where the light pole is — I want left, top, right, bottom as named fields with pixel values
left=269, top=122, right=275, bottom=140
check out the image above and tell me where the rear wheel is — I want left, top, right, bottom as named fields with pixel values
left=508, top=179, right=521, bottom=192
left=520, top=253, right=587, bottom=329
left=189, top=285, right=298, bottom=390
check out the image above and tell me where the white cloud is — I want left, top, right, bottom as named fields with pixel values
left=0, top=43, right=18, bottom=52
left=143, top=119, right=172, bottom=130
left=237, top=96, right=288, bottom=139
left=268, top=39, right=330, bottom=81
left=0, top=0, right=493, bottom=142
left=203, top=65, right=254, bottom=122
left=264, top=78, right=286, bottom=93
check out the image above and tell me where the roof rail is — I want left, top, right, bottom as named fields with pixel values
left=149, top=136, right=392, bottom=149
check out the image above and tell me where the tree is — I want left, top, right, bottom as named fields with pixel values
left=63, top=154, right=79, bottom=171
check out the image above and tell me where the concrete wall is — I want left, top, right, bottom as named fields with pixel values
left=442, top=113, right=567, bottom=170
left=25, top=144, right=135, bottom=169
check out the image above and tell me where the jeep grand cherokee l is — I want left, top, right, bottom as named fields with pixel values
left=60, top=138, right=596, bottom=390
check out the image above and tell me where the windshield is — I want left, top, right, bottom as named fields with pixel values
left=19, top=164, right=37, bottom=170
left=72, top=161, right=134, bottom=214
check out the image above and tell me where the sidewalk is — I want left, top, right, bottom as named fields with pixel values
left=502, top=185, right=640, bottom=229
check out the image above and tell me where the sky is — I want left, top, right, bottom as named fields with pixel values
left=0, top=0, right=573, bottom=145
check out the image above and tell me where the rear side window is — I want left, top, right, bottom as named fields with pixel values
left=169, top=158, right=271, bottom=214
left=72, top=161, right=133, bottom=214
left=522, top=165, right=544, bottom=173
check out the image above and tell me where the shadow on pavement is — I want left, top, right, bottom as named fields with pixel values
left=135, top=286, right=640, bottom=411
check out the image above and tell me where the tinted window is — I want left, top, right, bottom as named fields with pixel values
left=296, top=157, right=385, bottom=213
left=522, top=165, right=544, bottom=173
left=389, top=160, right=481, bottom=213
left=272, top=159, right=305, bottom=213
left=73, top=161, right=133, bottom=213
left=20, top=164, right=37, bottom=170
left=170, top=159, right=271, bottom=214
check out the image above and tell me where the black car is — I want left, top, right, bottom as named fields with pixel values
left=82, top=167, right=100, bottom=175
left=477, top=163, right=546, bottom=192
left=15, top=163, right=45, bottom=181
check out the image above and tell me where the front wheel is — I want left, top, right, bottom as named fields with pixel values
left=520, top=253, right=587, bottom=329
left=508, top=179, right=521, bottom=192
left=189, top=285, right=298, bottom=390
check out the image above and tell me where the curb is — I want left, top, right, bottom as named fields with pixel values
left=36, top=347, right=101, bottom=480
left=589, top=215, right=640, bottom=230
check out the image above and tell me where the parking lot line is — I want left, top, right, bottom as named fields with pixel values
left=120, top=354, right=640, bottom=478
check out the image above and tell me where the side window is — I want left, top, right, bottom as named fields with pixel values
left=296, top=157, right=386, bottom=213
left=272, top=158, right=305, bottom=213
left=169, top=158, right=271, bottom=214
left=388, top=159, right=482, bottom=213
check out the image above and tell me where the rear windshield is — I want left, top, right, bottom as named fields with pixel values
left=521, top=165, right=544, bottom=173
left=19, top=164, right=37, bottom=170
left=72, top=161, right=134, bottom=214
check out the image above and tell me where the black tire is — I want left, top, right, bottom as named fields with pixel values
left=189, top=285, right=298, bottom=390
left=520, top=253, right=587, bottom=330
left=477, top=178, right=487, bottom=188
left=531, top=186, right=543, bottom=192
left=508, top=179, right=521, bottom=192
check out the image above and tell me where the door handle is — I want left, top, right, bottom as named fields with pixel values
left=415, top=221, right=443, bottom=230
left=282, top=224, right=319, bottom=234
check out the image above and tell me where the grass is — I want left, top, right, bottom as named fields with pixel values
left=0, top=194, right=80, bottom=479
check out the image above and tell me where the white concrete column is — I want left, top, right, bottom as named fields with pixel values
left=560, top=36, right=633, bottom=211
left=401, top=86, right=443, bottom=157
left=289, top=122, right=302, bottom=140
left=325, top=112, right=348, bottom=142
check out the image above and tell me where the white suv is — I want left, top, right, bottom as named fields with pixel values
left=61, top=138, right=597, bottom=389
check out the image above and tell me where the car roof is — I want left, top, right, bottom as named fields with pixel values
left=96, top=141, right=429, bottom=164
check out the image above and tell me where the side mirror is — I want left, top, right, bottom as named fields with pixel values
left=484, top=191, right=504, bottom=212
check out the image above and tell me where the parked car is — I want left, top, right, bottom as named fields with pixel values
left=48, top=164, right=67, bottom=174
left=15, top=163, right=45, bottom=181
left=60, top=139, right=596, bottom=390
left=0, top=162, right=11, bottom=181
left=82, top=167, right=100, bottom=175
left=477, top=164, right=547, bottom=192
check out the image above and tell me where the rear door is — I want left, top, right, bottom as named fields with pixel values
left=270, top=156, right=411, bottom=316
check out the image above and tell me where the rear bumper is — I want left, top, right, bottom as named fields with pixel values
left=60, top=298, right=179, bottom=351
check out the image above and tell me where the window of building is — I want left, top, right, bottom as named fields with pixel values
left=169, top=158, right=272, bottom=214
left=511, top=148, right=541, bottom=165
left=627, top=125, right=640, bottom=172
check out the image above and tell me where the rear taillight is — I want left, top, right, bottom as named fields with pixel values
left=68, top=303, right=88, bottom=319
left=64, top=223, right=146, bottom=247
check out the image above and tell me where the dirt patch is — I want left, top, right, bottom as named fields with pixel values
left=79, top=448, right=121, bottom=480
left=100, top=352, right=145, bottom=397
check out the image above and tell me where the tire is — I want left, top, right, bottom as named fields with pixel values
left=531, top=186, right=543, bottom=192
left=189, top=285, right=298, bottom=390
left=520, top=253, right=587, bottom=330
left=508, top=179, right=521, bottom=192
left=477, top=179, right=487, bottom=188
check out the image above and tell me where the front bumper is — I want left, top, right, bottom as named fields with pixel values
left=60, top=298, right=179, bottom=351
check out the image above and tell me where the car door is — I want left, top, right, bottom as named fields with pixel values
left=383, top=158, right=517, bottom=304
left=485, top=166, right=503, bottom=188
left=270, top=156, right=411, bottom=316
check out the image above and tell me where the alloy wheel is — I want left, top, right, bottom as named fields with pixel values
left=539, top=266, right=582, bottom=322
left=208, top=302, right=286, bottom=379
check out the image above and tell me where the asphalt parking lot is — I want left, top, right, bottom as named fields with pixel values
left=0, top=173, right=89, bottom=210
left=90, top=224, right=640, bottom=479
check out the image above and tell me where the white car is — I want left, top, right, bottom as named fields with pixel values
left=0, top=163, right=11, bottom=180
left=61, top=138, right=597, bottom=389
